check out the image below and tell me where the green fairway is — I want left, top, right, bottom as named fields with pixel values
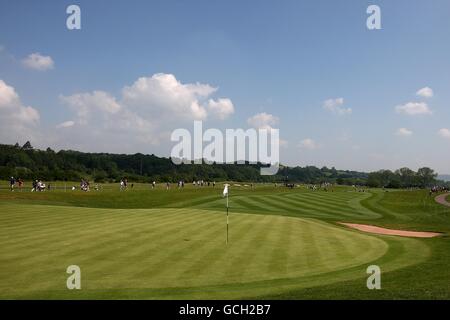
left=0, top=184, right=448, bottom=299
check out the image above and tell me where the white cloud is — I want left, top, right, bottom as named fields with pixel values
left=0, top=80, right=19, bottom=107
left=0, top=79, right=40, bottom=142
left=323, top=97, right=352, bottom=115
left=56, top=120, right=75, bottom=129
left=60, top=91, right=121, bottom=124
left=247, top=112, right=279, bottom=130
left=396, top=128, right=413, bottom=137
left=416, top=87, right=433, bottom=98
left=395, top=102, right=432, bottom=115
left=207, top=98, right=234, bottom=120
left=57, top=73, right=234, bottom=150
left=121, top=73, right=219, bottom=121
left=22, top=53, right=54, bottom=71
left=298, top=138, right=318, bottom=150
left=438, top=128, right=450, bottom=139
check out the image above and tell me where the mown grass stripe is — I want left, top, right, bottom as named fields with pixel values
left=220, top=215, right=274, bottom=282
left=273, top=194, right=357, bottom=218
left=122, top=213, right=231, bottom=285
left=171, top=214, right=252, bottom=284
left=1, top=209, right=207, bottom=267
left=283, top=193, right=351, bottom=208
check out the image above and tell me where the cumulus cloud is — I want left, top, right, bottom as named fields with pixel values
left=247, top=112, right=279, bottom=130
left=0, top=79, right=40, bottom=142
left=323, top=98, right=352, bottom=115
left=0, top=73, right=233, bottom=153
left=0, top=80, right=18, bottom=107
left=416, top=87, right=433, bottom=98
left=121, top=73, right=218, bottom=121
left=438, top=128, right=450, bottom=139
left=396, top=128, right=413, bottom=137
left=60, top=91, right=121, bottom=124
left=57, top=73, right=234, bottom=150
left=56, top=120, right=75, bottom=129
left=298, top=138, right=318, bottom=150
left=22, top=53, right=54, bottom=71
left=395, top=102, right=432, bottom=115
left=207, top=98, right=234, bottom=119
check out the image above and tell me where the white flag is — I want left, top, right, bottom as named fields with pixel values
left=223, top=184, right=229, bottom=197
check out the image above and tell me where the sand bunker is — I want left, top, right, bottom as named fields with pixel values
left=340, top=223, right=441, bottom=238
left=435, top=193, right=450, bottom=207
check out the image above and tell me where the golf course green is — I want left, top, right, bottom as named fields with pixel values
left=0, top=184, right=448, bottom=299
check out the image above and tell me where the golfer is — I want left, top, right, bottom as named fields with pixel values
left=10, top=176, right=15, bottom=191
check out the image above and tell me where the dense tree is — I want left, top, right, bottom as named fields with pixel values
left=0, top=143, right=370, bottom=183
left=22, top=141, right=33, bottom=150
left=0, top=143, right=446, bottom=188
left=395, top=167, right=416, bottom=187
left=417, top=167, right=437, bottom=188
left=367, top=167, right=441, bottom=189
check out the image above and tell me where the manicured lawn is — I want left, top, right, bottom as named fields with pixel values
left=0, top=184, right=448, bottom=299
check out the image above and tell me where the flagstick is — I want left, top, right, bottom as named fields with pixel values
left=226, top=192, right=229, bottom=245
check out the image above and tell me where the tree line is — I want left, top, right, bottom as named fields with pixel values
left=366, top=167, right=441, bottom=188
left=0, top=142, right=446, bottom=188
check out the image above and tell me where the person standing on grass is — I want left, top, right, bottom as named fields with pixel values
left=10, top=176, right=16, bottom=191
left=9, top=177, right=16, bottom=191
left=152, top=181, right=156, bottom=189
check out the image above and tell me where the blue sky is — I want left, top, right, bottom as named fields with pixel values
left=1, top=0, right=450, bottom=173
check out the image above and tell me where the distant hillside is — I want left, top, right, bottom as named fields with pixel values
left=438, top=174, right=450, bottom=182
left=0, top=142, right=367, bottom=184
left=2, top=142, right=446, bottom=188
